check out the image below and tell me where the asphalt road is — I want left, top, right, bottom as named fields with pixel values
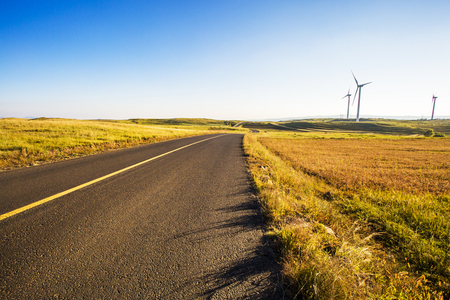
left=0, top=134, right=283, bottom=299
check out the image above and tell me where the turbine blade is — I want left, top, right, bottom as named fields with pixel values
left=361, top=81, right=372, bottom=86
left=342, top=88, right=352, bottom=99
left=352, top=88, right=359, bottom=105
left=352, top=71, right=359, bottom=85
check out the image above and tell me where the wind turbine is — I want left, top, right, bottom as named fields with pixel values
left=342, top=89, right=352, bottom=119
left=352, top=72, right=372, bottom=122
left=431, top=94, right=438, bottom=120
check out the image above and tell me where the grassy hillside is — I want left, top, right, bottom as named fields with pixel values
left=122, top=118, right=240, bottom=127
left=0, top=118, right=246, bottom=170
left=239, top=122, right=287, bottom=131
left=243, top=118, right=450, bottom=136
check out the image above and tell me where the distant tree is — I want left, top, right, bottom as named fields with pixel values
left=224, top=121, right=235, bottom=127
left=424, top=129, right=434, bottom=137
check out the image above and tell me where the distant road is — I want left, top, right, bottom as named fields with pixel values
left=233, top=122, right=246, bottom=127
left=0, top=134, right=281, bottom=299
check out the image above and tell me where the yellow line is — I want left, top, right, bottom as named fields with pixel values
left=0, top=134, right=227, bottom=221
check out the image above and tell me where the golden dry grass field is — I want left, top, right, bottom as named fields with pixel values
left=244, top=130, right=450, bottom=299
left=260, top=137, right=450, bottom=195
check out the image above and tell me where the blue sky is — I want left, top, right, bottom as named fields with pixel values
left=1, top=0, right=449, bottom=120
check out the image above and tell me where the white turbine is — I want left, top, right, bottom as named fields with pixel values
left=352, top=72, right=372, bottom=122
left=342, top=89, right=352, bottom=119
left=431, top=94, right=438, bottom=120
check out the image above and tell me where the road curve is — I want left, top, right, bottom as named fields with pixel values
left=0, top=134, right=282, bottom=299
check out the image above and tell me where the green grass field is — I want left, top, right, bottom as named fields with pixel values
left=0, top=118, right=245, bottom=170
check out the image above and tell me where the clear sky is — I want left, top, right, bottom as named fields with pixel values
left=1, top=0, right=449, bottom=120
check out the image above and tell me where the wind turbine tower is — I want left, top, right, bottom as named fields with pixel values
left=342, top=89, right=352, bottom=119
left=352, top=72, right=372, bottom=122
left=431, top=94, right=438, bottom=120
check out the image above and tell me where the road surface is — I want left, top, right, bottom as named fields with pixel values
left=0, top=134, right=283, bottom=299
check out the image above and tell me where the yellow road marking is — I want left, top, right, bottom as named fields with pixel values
left=0, top=134, right=227, bottom=221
